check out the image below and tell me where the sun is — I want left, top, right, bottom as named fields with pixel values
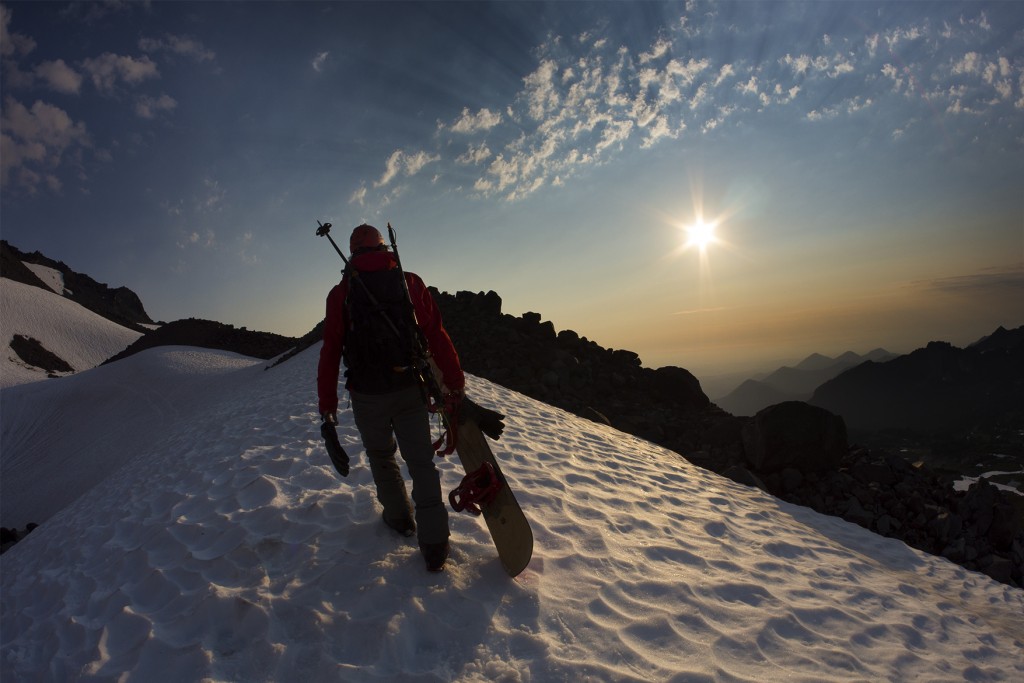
left=684, top=219, right=718, bottom=251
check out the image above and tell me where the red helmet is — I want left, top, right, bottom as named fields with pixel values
left=349, top=224, right=385, bottom=254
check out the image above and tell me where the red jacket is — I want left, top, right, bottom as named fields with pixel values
left=317, top=250, right=464, bottom=415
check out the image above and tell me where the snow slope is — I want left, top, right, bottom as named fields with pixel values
left=2, top=343, right=1022, bottom=682
left=1, top=278, right=142, bottom=388
left=1, top=346, right=263, bottom=528
left=23, top=262, right=66, bottom=294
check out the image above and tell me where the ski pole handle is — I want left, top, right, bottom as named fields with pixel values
left=316, top=220, right=349, bottom=265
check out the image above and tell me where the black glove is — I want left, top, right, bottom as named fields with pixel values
left=461, top=395, right=505, bottom=441
left=320, top=414, right=349, bottom=477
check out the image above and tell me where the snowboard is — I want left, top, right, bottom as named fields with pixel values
left=451, top=397, right=533, bottom=577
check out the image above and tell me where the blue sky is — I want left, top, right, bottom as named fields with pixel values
left=2, top=1, right=1022, bottom=380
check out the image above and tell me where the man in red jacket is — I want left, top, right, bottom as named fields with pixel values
left=317, top=224, right=465, bottom=572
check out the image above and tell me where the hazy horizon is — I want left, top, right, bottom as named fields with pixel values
left=2, top=1, right=1022, bottom=380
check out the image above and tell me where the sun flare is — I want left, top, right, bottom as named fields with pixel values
left=685, top=219, right=717, bottom=251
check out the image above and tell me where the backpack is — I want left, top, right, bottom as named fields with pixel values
left=342, top=267, right=420, bottom=393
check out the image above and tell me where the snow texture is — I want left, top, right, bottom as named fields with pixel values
left=2, top=339, right=1023, bottom=682
left=23, top=263, right=66, bottom=295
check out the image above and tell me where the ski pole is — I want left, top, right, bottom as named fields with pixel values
left=315, top=221, right=349, bottom=265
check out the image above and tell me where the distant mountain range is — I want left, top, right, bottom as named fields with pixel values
left=810, top=326, right=1024, bottom=435
left=715, top=348, right=898, bottom=417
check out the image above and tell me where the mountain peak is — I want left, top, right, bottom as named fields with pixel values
left=794, top=352, right=834, bottom=371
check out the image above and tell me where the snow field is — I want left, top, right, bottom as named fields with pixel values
left=0, top=343, right=1022, bottom=682
left=22, top=263, right=66, bottom=295
left=1, top=347, right=264, bottom=528
left=1, top=279, right=143, bottom=388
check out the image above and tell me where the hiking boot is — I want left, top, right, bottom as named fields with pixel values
left=420, top=541, right=450, bottom=572
left=382, top=511, right=415, bottom=538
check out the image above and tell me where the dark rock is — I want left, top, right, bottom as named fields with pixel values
left=843, top=498, right=875, bottom=527
left=741, top=401, right=848, bottom=474
left=0, top=523, right=38, bottom=555
left=988, top=499, right=1024, bottom=552
left=876, top=515, right=899, bottom=536
left=851, top=461, right=898, bottom=486
left=978, top=555, right=1014, bottom=584
left=722, top=466, right=767, bottom=491
left=648, top=366, right=710, bottom=410
left=780, top=468, right=804, bottom=493
left=961, top=480, right=999, bottom=536
left=10, top=335, right=74, bottom=374
left=611, top=349, right=642, bottom=367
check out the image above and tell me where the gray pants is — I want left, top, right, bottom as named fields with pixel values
left=350, top=385, right=449, bottom=545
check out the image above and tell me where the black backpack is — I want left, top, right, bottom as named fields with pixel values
left=342, top=267, right=420, bottom=393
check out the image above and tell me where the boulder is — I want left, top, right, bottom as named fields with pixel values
left=741, top=401, right=847, bottom=474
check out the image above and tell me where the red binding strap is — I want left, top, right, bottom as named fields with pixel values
left=428, top=391, right=460, bottom=457
left=448, top=462, right=500, bottom=515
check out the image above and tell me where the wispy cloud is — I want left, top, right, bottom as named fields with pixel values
left=134, top=93, right=177, bottom=119
left=81, top=53, right=159, bottom=92
left=447, top=107, right=502, bottom=134
left=34, top=59, right=82, bottom=94
left=311, top=51, right=328, bottom=73
left=177, top=229, right=216, bottom=250
left=349, top=184, right=367, bottom=206
left=456, top=143, right=492, bottom=165
left=197, top=177, right=226, bottom=212
left=920, top=266, right=1024, bottom=297
left=0, top=5, right=35, bottom=58
left=139, top=34, right=216, bottom=63
left=374, top=150, right=440, bottom=188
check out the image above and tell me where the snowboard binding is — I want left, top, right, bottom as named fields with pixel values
left=449, top=462, right=501, bottom=515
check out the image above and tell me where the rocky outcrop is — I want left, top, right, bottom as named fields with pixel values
left=759, top=445, right=1024, bottom=587
left=741, top=401, right=847, bottom=474
left=430, top=289, right=736, bottom=461
left=0, top=524, right=38, bottom=554
left=9, top=335, right=74, bottom=376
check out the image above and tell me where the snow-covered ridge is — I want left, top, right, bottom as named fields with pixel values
left=2, top=343, right=1022, bottom=681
